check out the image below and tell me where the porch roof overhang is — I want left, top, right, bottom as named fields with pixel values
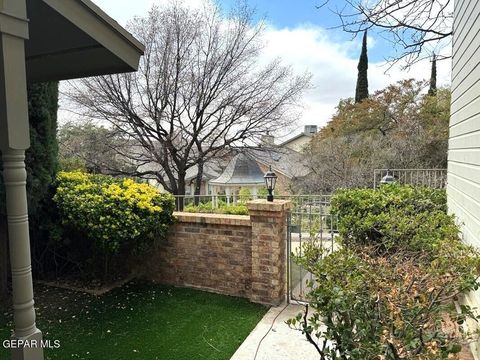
left=25, top=0, right=145, bottom=82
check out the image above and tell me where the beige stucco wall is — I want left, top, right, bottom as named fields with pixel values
left=282, top=135, right=311, bottom=153
left=448, top=1, right=480, bottom=358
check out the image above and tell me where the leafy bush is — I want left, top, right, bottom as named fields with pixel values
left=219, top=204, right=249, bottom=215
left=290, top=185, right=480, bottom=360
left=184, top=200, right=220, bottom=213
left=184, top=201, right=248, bottom=215
left=257, top=187, right=269, bottom=199
left=331, top=185, right=455, bottom=252
left=53, top=171, right=175, bottom=279
left=239, top=187, right=252, bottom=203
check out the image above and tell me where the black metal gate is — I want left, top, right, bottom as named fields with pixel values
left=285, top=195, right=338, bottom=303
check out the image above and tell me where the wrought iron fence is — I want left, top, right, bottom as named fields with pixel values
left=286, top=195, right=338, bottom=303
left=173, top=193, right=334, bottom=212
left=373, top=168, right=447, bottom=189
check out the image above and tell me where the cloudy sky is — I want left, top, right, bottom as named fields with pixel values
left=84, top=0, right=452, bottom=134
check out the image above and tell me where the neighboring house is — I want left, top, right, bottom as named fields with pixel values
left=278, top=125, right=318, bottom=153
left=141, top=125, right=317, bottom=195
left=251, top=147, right=311, bottom=194
left=449, top=0, right=480, bottom=248
left=184, top=161, right=223, bottom=195
left=209, top=153, right=266, bottom=199
left=196, top=126, right=316, bottom=196
left=448, top=0, right=480, bottom=357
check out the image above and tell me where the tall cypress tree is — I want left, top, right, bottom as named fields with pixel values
left=428, top=55, right=437, bottom=96
left=0, top=82, right=59, bottom=298
left=355, top=31, right=369, bottom=103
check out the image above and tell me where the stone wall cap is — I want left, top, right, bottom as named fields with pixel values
left=174, top=212, right=251, bottom=226
left=246, top=199, right=292, bottom=212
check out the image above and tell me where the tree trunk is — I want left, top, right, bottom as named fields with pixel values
left=193, top=161, right=204, bottom=205
left=0, top=216, right=9, bottom=303
left=176, top=173, right=187, bottom=211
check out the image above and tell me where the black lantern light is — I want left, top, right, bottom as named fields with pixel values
left=380, top=169, right=396, bottom=185
left=264, top=165, right=277, bottom=202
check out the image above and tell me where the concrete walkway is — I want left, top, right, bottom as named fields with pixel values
left=232, top=304, right=476, bottom=360
left=231, top=304, right=322, bottom=360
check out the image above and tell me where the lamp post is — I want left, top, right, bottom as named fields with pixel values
left=380, top=169, right=396, bottom=185
left=264, top=166, right=277, bottom=202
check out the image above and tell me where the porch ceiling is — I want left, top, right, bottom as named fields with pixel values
left=25, top=0, right=144, bottom=82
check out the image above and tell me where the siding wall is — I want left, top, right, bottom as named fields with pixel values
left=449, top=0, right=480, bottom=248
left=449, top=1, right=480, bottom=358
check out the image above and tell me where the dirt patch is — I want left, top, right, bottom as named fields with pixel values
left=35, top=273, right=137, bottom=296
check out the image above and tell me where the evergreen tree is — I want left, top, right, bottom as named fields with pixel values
left=25, top=82, right=59, bottom=217
left=428, top=55, right=437, bottom=96
left=26, top=82, right=59, bottom=277
left=0, top=82, right=59, bottom=297
left=355, top=31, right=369, bottom=103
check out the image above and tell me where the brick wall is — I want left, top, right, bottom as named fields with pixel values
left=145, top=200, right=291, bottom=305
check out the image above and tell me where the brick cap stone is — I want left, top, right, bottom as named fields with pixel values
left=174, top=212, right=251, bottom=226
left=246, top=199, right=292, bottom=212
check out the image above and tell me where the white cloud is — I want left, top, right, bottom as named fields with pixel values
left=260, top=24, right=451, bottom=132
left=66, top=1, right=452, bottom=133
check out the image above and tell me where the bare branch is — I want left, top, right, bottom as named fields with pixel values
left=63, top=0, right=310, bottom=195
left=318, top=0, right=452, bottom=68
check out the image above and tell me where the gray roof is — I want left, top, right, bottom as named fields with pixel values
left=251, top=148, right=310, bottom=179
left=185, top=162, right=223, bottom=182
left=210, top=153, right=265, bottom=185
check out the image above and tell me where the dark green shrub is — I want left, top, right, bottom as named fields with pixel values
left=290, top=185, right=480, bottom=359
left=331, top=185, right=455, bottom=252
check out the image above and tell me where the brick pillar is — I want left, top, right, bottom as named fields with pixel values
left=247, top=199, right=291, bottom=305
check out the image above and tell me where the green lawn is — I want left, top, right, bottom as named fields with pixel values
left=0, top=282, right=267, bottom=360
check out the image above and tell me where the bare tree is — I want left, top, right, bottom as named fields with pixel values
left=318, top=0, right=453, bottom=68
left=58, top=122, right=137, bottom=174
left=65, top=1, right=310, bottom=197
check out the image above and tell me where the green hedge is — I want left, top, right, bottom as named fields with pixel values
left=291, top=185, right=480, bottom=360
left=331, top=185, right=456, bottom=253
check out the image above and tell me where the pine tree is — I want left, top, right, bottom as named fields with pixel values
left=355, top=31, right=369, bottom=103
left=428, top=55, right=437, bottom=96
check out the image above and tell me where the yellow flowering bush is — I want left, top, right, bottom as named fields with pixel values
left=53, top=171, right=175, bottom=255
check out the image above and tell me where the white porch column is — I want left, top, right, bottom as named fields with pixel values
left=0, top=1, right=44, bottom=359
